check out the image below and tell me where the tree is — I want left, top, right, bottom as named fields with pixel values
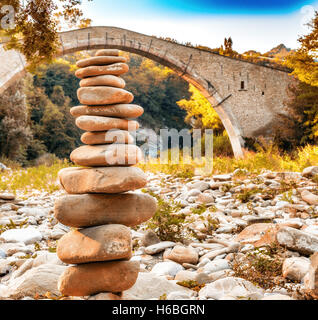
left=25, top=77, right=81, bottom=159
left=284, top=81, right=318, bottom=146
left=285, top=11, right=318, bottom=87
left=177, top=84, right=223, bottom=133
left=0, top=79, right=32, bottom=163
left=0, top=115, right=32, bottom=162
left=39, top=100, right=77, bottom=159
left=122, top=54, right=190, bottom=131
left=50, top=84, right=82, bottom=152
left=224, top=37, right=233, bottom=55
left=279, top=12, right=318, bottom=151
left=0, top=0, right=93, bottom=71
left=33, top=58, right=80, bottom=105
left=177, top=85, right=234, bottom=156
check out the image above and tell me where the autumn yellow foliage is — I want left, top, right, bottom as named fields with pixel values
left=177, top=84, right=223, bottom=132
left=285, top=11, right=318, bottom=87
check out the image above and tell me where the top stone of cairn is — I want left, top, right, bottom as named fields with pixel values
left=76, top=56, right=127, bottom=68
left=95, top=49, right=120, bottom=56
left=76, top=49, right=123, bottom=69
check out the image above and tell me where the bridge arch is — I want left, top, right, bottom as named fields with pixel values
left=0, top=26, right=293, bottom=158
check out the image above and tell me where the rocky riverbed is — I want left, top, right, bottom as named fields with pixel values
left=0, top=166, right=318, bottom=300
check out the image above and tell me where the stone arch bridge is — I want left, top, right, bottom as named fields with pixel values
left=0, top=26, right=293, bottom=158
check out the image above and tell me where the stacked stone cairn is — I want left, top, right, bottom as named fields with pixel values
left=54, top=49, right=157, bottom=297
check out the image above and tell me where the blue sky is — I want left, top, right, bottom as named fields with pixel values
left=137, top=0, right=315, bottom=15
left=81, top=0, right=318, bottom=52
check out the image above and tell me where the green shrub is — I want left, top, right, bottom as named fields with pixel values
left=143, top=191, right=185, bottom=242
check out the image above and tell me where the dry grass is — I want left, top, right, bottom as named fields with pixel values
left=139, top=144, right=318, bottom=177
left=0, top=159, right=71, bottom=194
left=0, top=144, right=317, bottom=194
left=232, top=243, right=290, bottom=291
left=176, top=280, right=206, bottom=292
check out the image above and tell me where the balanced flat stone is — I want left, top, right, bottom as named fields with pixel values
left=76, top=56, right=127, bottom=68
left=95, top=49, right=120, bottom=56
left=70, top=104, right=144, bottom=118
left=75, top=115, right=139, bottom=131
left=81, top=130, right=134, bottom=145
left=58, top=166, right=147, bottom=194
left=70, top=144, right=143, bottom=167
left=54, top=193, right=157, bottom=227
left=75, top=63, right=129, bottom=79
left=57, top=224, right=132, bottom=264
left=77, top=87, right=133, bottom=105
left=58, top=260, right=139, bottom=296
left=79, top=75, right=125, bottom=88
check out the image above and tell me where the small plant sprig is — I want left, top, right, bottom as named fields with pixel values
left=232, top=242, right=291, bottom=291
left=191, top=205, right=207, bottom=215
left=176, top=280, right=205, bottom=292
left=0, top=218, right=29, bottom=235
left=143, top=190, right=185, bottom=242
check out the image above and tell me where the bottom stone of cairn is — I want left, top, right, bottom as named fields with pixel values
left=58, top=261, right=140, bottom=296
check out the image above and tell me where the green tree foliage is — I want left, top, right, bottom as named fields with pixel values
left=25, top=77, right=81, bottom=159
left=123, top=54, right=190, bottom=131
left=33, top=59, right=80, bottom=105
left=0, top=72, right=81, bottom=164
left=0, top=79, right=32, bottom=163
